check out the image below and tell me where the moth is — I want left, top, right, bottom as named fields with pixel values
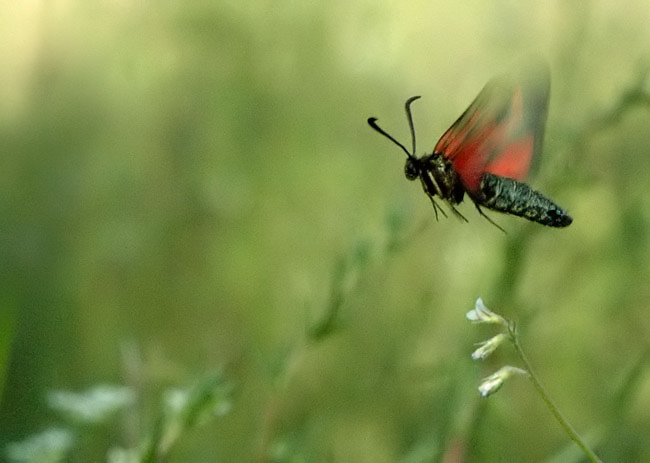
left=368, top=61, right=572, bottom=230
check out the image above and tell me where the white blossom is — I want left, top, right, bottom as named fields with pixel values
left=478, top=366, right=528, bottom=397
left=471, top=333, right=507, bottom=360
left=466, top=298, right=508, bottom=326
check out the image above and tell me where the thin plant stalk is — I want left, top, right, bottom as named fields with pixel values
left=507, top=323, right=603, bottom=463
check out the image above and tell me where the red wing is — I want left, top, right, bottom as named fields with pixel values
left=433, top=62, right=550, bottom=194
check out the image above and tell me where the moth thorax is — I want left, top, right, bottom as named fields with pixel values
left=404, top=158, right=419, bottom=180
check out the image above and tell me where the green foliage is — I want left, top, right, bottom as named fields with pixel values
left=1, top=1, right=650, bottom=461
left=4, top=374, right=233, bottom=463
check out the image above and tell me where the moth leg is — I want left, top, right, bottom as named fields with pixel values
left=426, top=195, right=446, bottom=221
left=447, top=204, right=469, bottom=223
left=420, top=182, right=469, bottom=224
left=419, top=176, right=450, bottom=222
left=474, top=203, right=506, bottom=234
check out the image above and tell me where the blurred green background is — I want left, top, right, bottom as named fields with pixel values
left=1, top=1, right=650, bottom=461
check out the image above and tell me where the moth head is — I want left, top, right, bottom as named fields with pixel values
left=404, top=158, right=419, bottom=180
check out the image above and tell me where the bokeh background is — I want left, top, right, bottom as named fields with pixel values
left=1, top=1, right=650, bottom=461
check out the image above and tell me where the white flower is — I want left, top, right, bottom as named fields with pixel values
left=48, top=385, right=135, bottom=424
left=478, top=366, right=528, bottom=397
left=471, top=333, right=507, bottom=360
left=5, top=428, right=75, bottom=462
left=465, top=298, right=508, bottom=326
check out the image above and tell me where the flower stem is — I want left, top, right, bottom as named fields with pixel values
left=508, top=324, right=603, bottom=463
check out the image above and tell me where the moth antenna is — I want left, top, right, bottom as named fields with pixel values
left=367, top=117, right=413, bottom=159
left=405, top=96, right=421, bottom=157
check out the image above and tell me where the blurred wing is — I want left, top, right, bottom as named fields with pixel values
left=433, top=62, right=550, bottom=193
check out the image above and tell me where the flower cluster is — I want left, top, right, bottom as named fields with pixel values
left=466, top=298, right=527, bottom=397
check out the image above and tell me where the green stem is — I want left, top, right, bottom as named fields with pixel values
left=509, top=324, right=603, bottom=463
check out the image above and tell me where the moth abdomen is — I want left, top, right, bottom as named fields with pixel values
left=477, top=173, right=572, bottom=228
